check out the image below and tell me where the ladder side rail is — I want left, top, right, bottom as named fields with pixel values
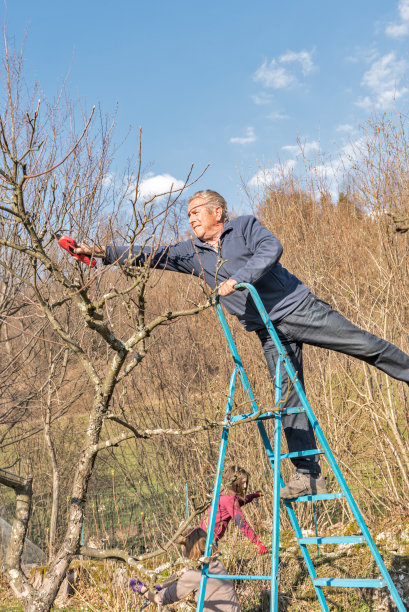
left=214, top=301, right=259, bottom=419
left=236, top=283, right=315, bottom=417
left=204, top=366, right=239, bottom=557
left=256, top=421, right=330, bottom=612
left=215, top=289, right=329, bottom=609
left=271, top=413, right=281, bottom=611
left=303, top=404, right=407, bottom=611
left=271, top=356, right=283, bottom=610
left=274, top=355, right=282, bottom=408
left=196, top=368, right=238, bottom=612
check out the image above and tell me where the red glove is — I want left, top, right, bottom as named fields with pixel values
left=58, top=236, right=97, bottom=268
left=256, top=541, right=268, bottom=554
left=254, top=490, right=263, bottom=498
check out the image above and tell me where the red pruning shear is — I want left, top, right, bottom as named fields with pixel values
left=58, top=236, right=97, bottom=268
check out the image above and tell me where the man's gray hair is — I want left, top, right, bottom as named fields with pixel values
left=188, top=190, right=229, bottom=221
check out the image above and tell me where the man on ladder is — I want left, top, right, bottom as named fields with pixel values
left=75, top=189, right=409, bottom=498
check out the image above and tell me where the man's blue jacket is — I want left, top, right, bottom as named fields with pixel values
left=103, top=215, right=309, bottom=331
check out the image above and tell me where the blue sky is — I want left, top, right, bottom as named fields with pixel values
left=3, top=0, right=409, bottom=212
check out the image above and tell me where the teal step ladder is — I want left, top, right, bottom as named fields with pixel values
left=197, top=283, right=406, bottom=611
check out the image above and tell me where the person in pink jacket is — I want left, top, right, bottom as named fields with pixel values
left=201, top=465, right=268, bottom=554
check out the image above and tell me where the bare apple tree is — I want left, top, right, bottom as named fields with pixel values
left=0, top=40, right=215, bottom=612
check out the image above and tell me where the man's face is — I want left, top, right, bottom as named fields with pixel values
left=188, top=198, right=223, bottom=242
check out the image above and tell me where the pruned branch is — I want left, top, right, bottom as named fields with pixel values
left=79, top=545, right=143, bottom=568
left=90, top=417, right=223, bottom=456
left=0, top=466, right=31, bottom=490
left=105, top=414, right=222, bottom=442
left=78, top=547, right=216, bottom=585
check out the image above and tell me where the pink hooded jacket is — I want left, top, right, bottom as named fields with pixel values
left=200, top=492, right=261, bottom=543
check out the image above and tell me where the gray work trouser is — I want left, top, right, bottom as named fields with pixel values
left=256, top=293, right=409, bottom=475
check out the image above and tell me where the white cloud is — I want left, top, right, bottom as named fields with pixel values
left=356, top=52, right=408, bottom=109
left=336, top=124, right=354, bottom=133
left=253, top=50, right=314, bottom=90
left=252, top=92, right=273, bottom=105
left=282, top=140, right=319, bottom=156
left=247, top=138, right=366, bottom=202
left=253, top=59, right=295, bottom=89
left=267, top=110, right=289, bottom=120
left=346, top=46, right=378, bottom=65
left=279, top=50, right=314, bottom=75
left=377, top=87, right=408, bottom=106
left=355, top=95, right=372, bottom=111
left=230, top=126, right=256, bottom=145
left=385, top=22, right=409, bottom=37
left=362, top=53, right=405, bottom=89
left=400, top=0, right=409, bottom=19
left=312, top=163, right=339, bottom=181
left=339, top=138, right=366, bottom=163
left=386, top=0, right=409, bottom=37
left=248, top=159, right=297, bottom=187
left=138, top=173, right=185, bottom=199
left=310, top=138, right=366, bottom=199
left=102, top=173, right=114, bottom=188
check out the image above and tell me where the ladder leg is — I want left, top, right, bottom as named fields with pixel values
left=197, top=364, right=239, bottom=612
left=257, top=421, right=330, bottom=612
left=197, top=424, right=230, bottom=611
left=305, top=405, right=407, bottom=612
left=271, top=413, right=282, bottom=612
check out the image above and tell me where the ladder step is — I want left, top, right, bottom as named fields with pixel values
left=207, top=573, right=272, bottom=581
left=298, top=535, right=365, bottom=545
left=228, top=406, right=307, bottom=424
left=280, top=406, right=306, bottom=415
left=281, top=449, right=324, bottom=459
left=286, top=492, right=344, bottom=502
left=230, top=413, right=258, bottom=424
left=314, top=578, right=386, bottom=588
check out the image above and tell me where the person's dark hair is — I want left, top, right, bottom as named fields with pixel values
left=176, top=527, right=207, bottom=561
left=223, top=465, right=249, bottom=500
left=188, top=190, right=229, bottom=221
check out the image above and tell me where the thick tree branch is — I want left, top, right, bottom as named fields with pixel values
left=0, top=466, right=30, bottom=490
left=89, top=417, right=223, bottom=456
left=123, top=297, right=214, bottom=354
left=105, top=414, right=222, bottom=440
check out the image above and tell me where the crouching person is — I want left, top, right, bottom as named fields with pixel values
left=134, top=527, right=240, bottom=611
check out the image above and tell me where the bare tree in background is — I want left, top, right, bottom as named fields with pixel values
left=0, top=39, right=214, bottom=612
